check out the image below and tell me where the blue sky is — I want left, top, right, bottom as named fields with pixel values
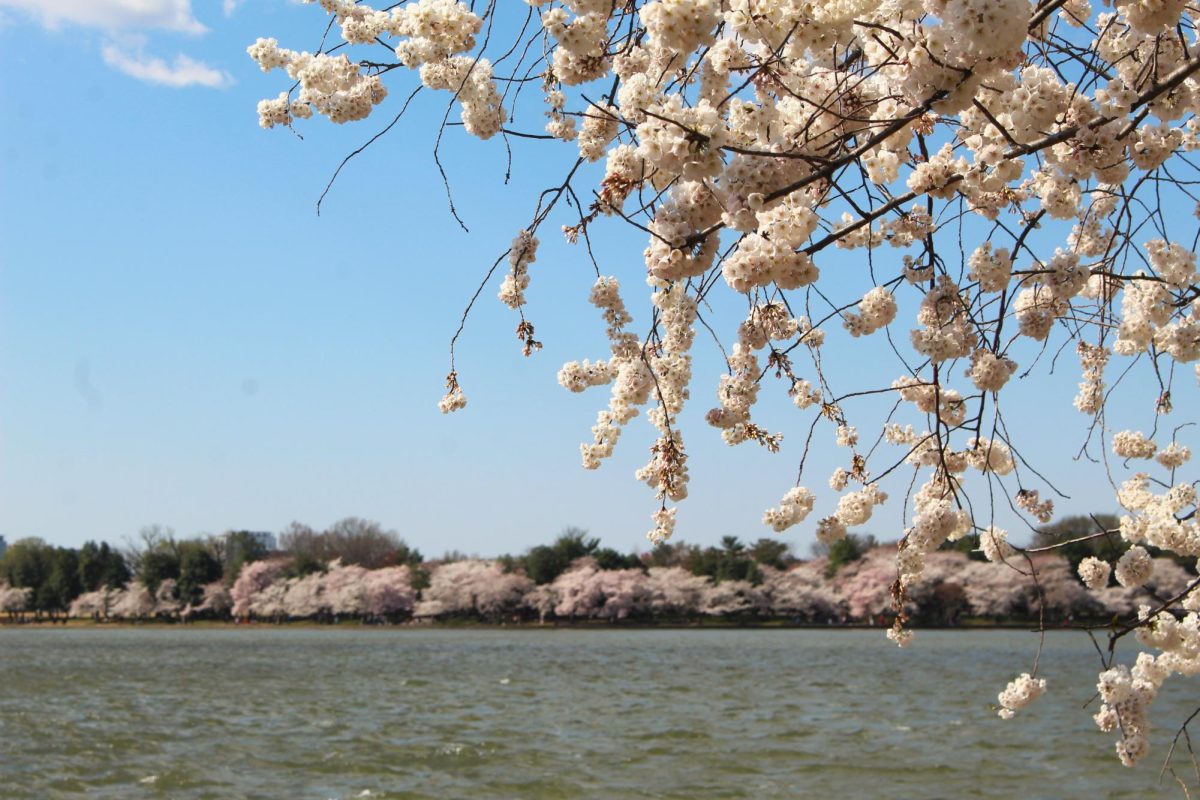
left=0, top=1, right=1183, bottom=557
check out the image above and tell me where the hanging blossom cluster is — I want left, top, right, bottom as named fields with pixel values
left=996, top=672, right=1047, bottom=720
left=254, top=0, right=1200, bottom=772
left=498, top=230, right=539, bottom=310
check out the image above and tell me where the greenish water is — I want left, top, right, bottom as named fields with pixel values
left=0, top=628, right=1192, bottom=799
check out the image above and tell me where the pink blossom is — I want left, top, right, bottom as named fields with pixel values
left=282, top=571, right=326, bottom=619
left=416, top=560, right=530, bottom=618
left=188, top=581, right=232, bottom=618
left=551, top=564, right=607, bottom=619
left=763, top=563, right=843, bottom=620
left=644, top=567, right=709, bottom=616
left=550, top=564, right=650, bottom=619
left=361, top=566, right=416, bottom=617
left=109, top=584, right=155, bottom=619
left=700, top=580, right=767, bottom=616
left=230, top=559, right=286, bottom=618
left=961, top=560, right=1033, bottom=618
left=0, top=582, right=33, bottom=614
left=322, top=560, right=370, bottom=616
left=1145, top=557, right=1193, bottom=598
left=250, top=581, right=289, bottom=620
left=155, top=579, right=182, bottom=617
left=830, top=550, right=897, bottom=620
left=68, top=589, right=113, bottom=618
left=522, top=585, right=557, bottom=623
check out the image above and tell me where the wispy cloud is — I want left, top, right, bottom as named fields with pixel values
left=0, top=0, right=206, bottom=33
left=1, top=1, right=235, bottom=89
left=102, top=44, right=232, bottom=88
left=222, top=0, right=242, bottom=17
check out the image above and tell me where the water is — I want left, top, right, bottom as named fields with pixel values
left=0, top=627, right=1193, bottom=799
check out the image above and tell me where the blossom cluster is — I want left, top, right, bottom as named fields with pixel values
left=996, top=673, right=1047, bottom=720
left=254, top=0, right=1200, bottom=771
left=498, top=230, right=539, bottom=310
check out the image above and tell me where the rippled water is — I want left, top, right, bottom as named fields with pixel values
left=0, top=627, right=1193, bottom=799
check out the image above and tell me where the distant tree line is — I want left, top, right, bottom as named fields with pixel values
left=0, top=518, right=410, bottom=619
left=0, top=539, right=128, bottom=617
left=0, top=515, right=1191, bottom=625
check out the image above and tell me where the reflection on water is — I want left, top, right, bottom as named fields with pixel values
left=0, top=628, right=1190, bottom=799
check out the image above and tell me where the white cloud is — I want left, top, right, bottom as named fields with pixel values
left=4, top=1, right=238, bottom=90
left=0, top=0, right=206, bottom=33
left=101, top=44, right=232, bottom=88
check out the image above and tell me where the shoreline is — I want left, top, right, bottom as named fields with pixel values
left=0, top=618, right=1082, bottom=631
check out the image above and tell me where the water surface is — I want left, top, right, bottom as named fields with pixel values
left=0, top=628, right=1192, bottom=798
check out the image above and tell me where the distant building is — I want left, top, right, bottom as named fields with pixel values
left=246, top=531, right=277, bottom=552
left=0, top=536, right=6, bottom=557
left=218, top=530, right=277, bottom=556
